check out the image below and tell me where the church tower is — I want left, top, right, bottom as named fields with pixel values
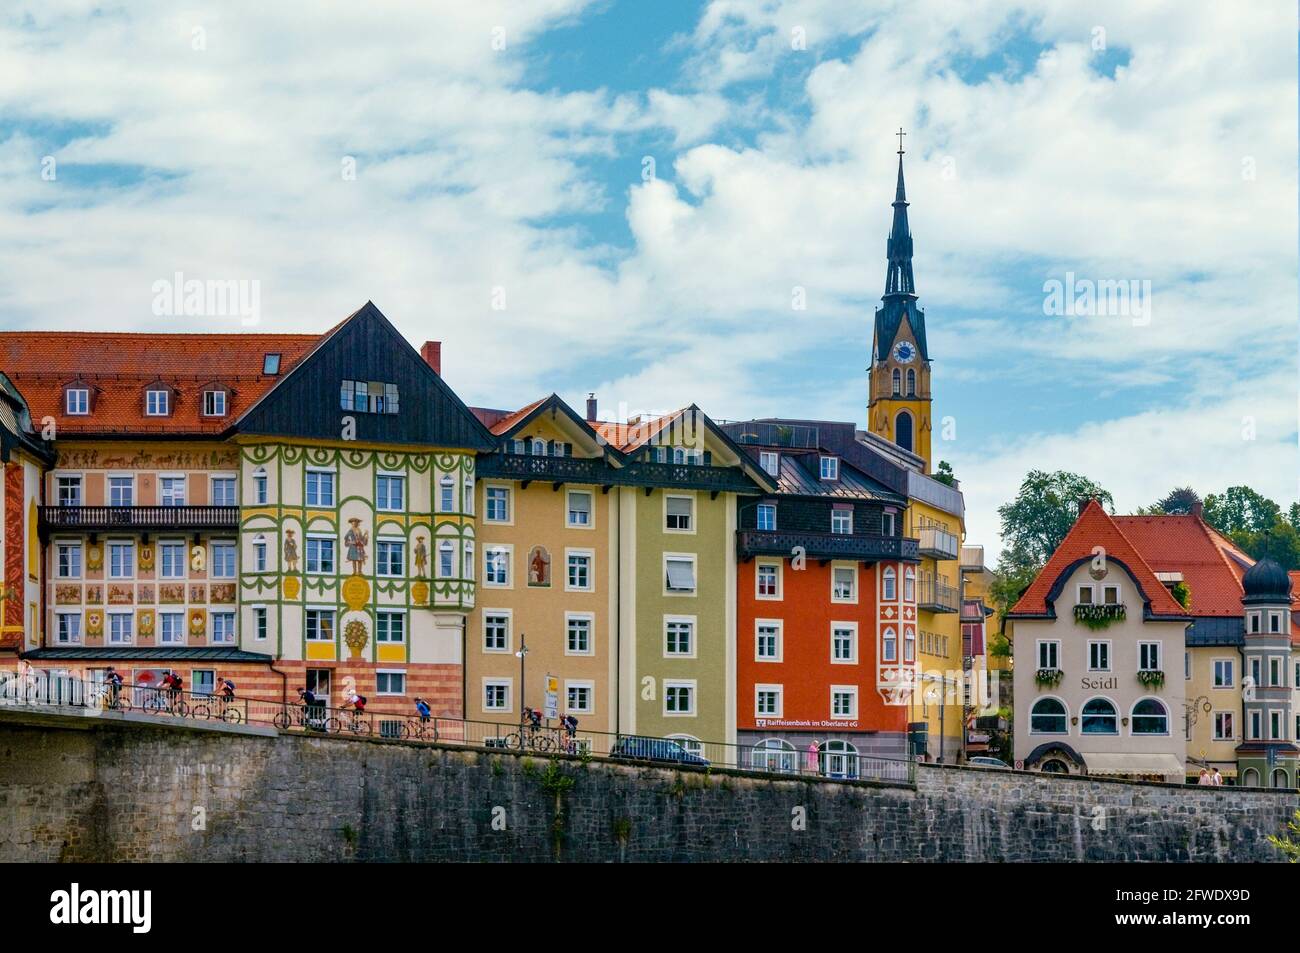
left=868, top=130, right=933, bottom=472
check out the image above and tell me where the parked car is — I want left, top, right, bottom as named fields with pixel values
left=968, top=756, right=1011, bottom=769
left=610, top=735, right=710, bottom=767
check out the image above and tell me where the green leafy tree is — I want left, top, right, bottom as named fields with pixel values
left=1203, top=486, right=1282, bottom=536
left=1157, top=486, right=1201, bottom=515
left=1237, top=521, right=1300, bottom=572
left=1269, top=810, right=1300, bottom=862
left=997, top=470, right=1114, bottom=569
left=933, top=460, right=956, bottom=487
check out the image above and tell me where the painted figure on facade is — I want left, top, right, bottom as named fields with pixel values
left=414, top=535, right=428, bottom=578
left=528, top=546, right=551, bottom=587
left=345, top=518, right=369, bottom=575
left=283, top=528, right=299, bottom=572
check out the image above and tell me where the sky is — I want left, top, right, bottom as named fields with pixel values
left=0, top=0, right=1296, bottom=551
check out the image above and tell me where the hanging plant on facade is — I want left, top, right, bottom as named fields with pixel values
left=1073, top=603, right=1125, bottom=630
left=1137, top=669, right=1165, bottom=689
left=1034, top=668, right=1063, bottom=688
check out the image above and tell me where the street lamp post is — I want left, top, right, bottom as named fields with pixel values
left=515, top=632, right=528, bottom=716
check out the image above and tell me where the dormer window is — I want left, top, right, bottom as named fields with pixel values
left=340, top=379, right=399, bottom=415
left=263, top=353, right=281, bottom=375
left=146, top=388, right=170, bottom=416
left=203, top=389, right=228, bottom=417
left=820, top=456, right=839, bottom=480
left=759, top=451, right=779, bottom=476
left=66, top=387, right=89, bottom=416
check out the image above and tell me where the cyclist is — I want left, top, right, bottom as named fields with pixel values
left=298, top=686, right=318, bottom=706
left=414, top=697, right=431, bottom=723
left=218, top=677, right=236, bottom=702
left=161, top=671, right=182, bottom=709
left=105, top=667, right=124, bottom=708
left=344, top=689, right=367, bottom=715
left=522, top=706, right=542, bottom=730
left=561, top=713, right=578, bottom=737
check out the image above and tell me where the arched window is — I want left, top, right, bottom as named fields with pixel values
left=891, top=368, right=901, bottom=396
left=1040, top=759, right=1070, bottom=774
left=1242, top=768, right=1260, bottom=788
left=668, top=734, right=703, bottom=757
left=906, top=368, right=916, bottom=396
left=882, top=626, right=897, bottom=662
left=1131, top=698, right=1169, bottom=735
left=463, top=540, right=475, bottom=580
left=439, top=476, right=455, bottom=512
left=883, top=567, right=896, bottom=600
left=819, top=740, right=859, bottom=779
left=895, top=411, right=914, bottom=452
left=1271, top=768, right=1289, bottom=789
left=437, top=540, right=454, bottom=578
left=751, top=738, right=796, bottom=773
left=1081, top=697, right=1118, bottom=734
left=1030, top=698, right=1068, bottom=734
left=904, top=566, right=915, bottom=602
left=252, top=467, right=268, bottom=505
left=463, top=478, right=474, bottom=515
left=531, top=438, right=546, bottom=456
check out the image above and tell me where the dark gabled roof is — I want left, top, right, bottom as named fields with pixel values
left=722, top=418, right=910, bottom=498
left=745, top=448, right=905, bottom=503
left=21, top=647, right=274, bottom=662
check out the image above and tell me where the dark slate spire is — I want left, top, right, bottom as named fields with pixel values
left=873, top=129, right=929, bottom=362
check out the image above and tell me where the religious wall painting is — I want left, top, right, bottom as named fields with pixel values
left=137, top=609, right=155, bottom=638
left=527, top=546, right=551, bottom=588
left=138, top=545, right=155, bottom=573
left=188, top=609, right=205, bottom=637
left=85, top=545, right=103, bottom=573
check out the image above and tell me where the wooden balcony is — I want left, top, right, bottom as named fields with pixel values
left=39, top=505, right=240, bottom=536
left=737, top=530, right=920, bottom=563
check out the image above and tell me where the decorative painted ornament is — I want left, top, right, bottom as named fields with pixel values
left=344, top=619, right=369, bottom=660
left=341, top=576, right=370, bottom=612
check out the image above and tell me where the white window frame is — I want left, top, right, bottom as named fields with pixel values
left=830, top=685, right=858, bottom=720
left=483, top=544, right=512, bottom=589
left=145, top=388, right=169, bottom=416
left=107, top=609, right=134, bottom=645
left=54, top=610, right=83, bottom=645
left=210, top=540, right=237, bottom=580
left=202, top=389, right=227, bottom=417
left=159, top=539, right=186, bottom=580
left=251, top=605, right=268, bottom=642
left=1212, top=657, right=1234, bottom=689
left=1138, top=641, right=1161, bottom=673
left=664, top=553, right=697, bottom=597
left=755, top=619, right=782, bottom=662
left=375, top=609, right=407, bottom=644
left=566, top=489, right=594, bottom=529
left=376, top=472, right=406, bottom=513
left=831, top=621, right=858, bottom=664
left=376, top=670, right=407, bottom=696
left=758, top=451, right=779, bottom=476
left=830, top=508, right=852, bottom=535
left=565, top=548, right=595, bottom=592
left=375, top=536, right=406, bottom=578
left=159, top=611, right=186, bottom=645
left=1036, top=640, right=1060, bottom=670
left=1077, top=584, right=1095, bottom=606
left=663, top=679, right=697, bottom=717
left=830, top=562, right=857, bottom=604
left=1087, top=639, right=1111, bottom=673
left=564, top=679, right=595, bottom=715
left=756, top=502, right=777, bottom=531
left=483, top=678, right=512, bottom=714
left=664, top=615, right=697, bottom=659
left=482, top=609, right=512, bottom=653
left=65, top=388, right=89, bottom=416
left=483, top=483, right=513, bottom=524
left=565, top=612, right=595, bottom=656
left=820, top=456, right=839, bottom=480
left=210, top=610, right=236, bottom=644
left=1212, top=711, right=1234, bottom=741
left=304, top=467, right=336, bottom=508
left=755, top=684, right=783, bottom=719
left=108, top=539, right=135, bottom=579
left=55, top=540, right=82, bottom=579
left=158, top=474, right=187, bottom=507
left=305, top=535, right=336, bottom=575
left=664, top=493, right=695, bottom=534
left=304, top=608, right=336, bottom=642
left=107, top=473, right=135, bottom=507
left=755, top=560, right=782, bottom=600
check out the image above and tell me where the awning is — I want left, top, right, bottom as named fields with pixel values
left=1084, top=752, right=1184, bottom=781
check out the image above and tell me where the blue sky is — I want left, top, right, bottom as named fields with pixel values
left=0, top=0, right=1296, bottom=548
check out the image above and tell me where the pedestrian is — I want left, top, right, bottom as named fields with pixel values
left=1212, top=768, right=1224, bottom=786
left=1197, top=768, right=1211, bottom=785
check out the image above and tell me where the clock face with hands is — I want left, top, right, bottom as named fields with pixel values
left=892, top=341, right=916, bottom=364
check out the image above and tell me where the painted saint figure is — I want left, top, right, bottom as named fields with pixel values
left=528, top=546, right=551, bottom=587
left=283, top=528, right=299, bottom=572
left=345, top=518, right=369, bottom=575
left=413, top=535, right=428, bottom=578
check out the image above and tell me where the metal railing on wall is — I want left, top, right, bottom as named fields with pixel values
left=0, top=670, right=915, bottom=786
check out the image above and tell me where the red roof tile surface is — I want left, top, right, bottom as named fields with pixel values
left=1111, top=515, right=1248, bottom=616
left=0, top=331, right=321, bottom=436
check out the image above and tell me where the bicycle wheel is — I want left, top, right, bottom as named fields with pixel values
left=503, top=732, right=522, bottom=749
left=324, top=717, right=342, bottom=734
left=191, top=703, right=211, bottom=721
left=397, top=721, right=414, bottom=740
left=273, top=710, right=291, bottom=730
left=143, top=695, right=165, bottom=714
left=531, top=734, right=555, bottom=753
left=174, top=699, right=191, bottom=718
left=347, top=717, right=368, bottom=735
left=222, top=707, right=243, bottom=725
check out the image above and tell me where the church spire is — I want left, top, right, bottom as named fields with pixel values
left=884, top=127, right=916, bottom=299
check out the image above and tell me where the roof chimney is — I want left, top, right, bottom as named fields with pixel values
left=585, top=393, right=597, bottom=422
left=1191, top=500, right=1204, bottom=519
left=420, top=341, right=442, bottom=376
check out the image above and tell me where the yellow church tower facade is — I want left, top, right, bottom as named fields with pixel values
left=868, top=134, right=933, bottom=473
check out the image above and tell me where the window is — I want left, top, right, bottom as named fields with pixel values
left=159, top=477, right=186, bottom=507
left=203, top=390, right=227, bottom=416
left=1102, top=585, right=1119, bottom=605
left=211, top=612, right=236, bottom=644
left=906, top=368, right=916, bottom=396
left=1269, top=612, right=1282, bottom=634
left=160, top=541, right=186, bottom=579
left=1030, top=697, right=1067, bottom=734
left=882, top=566, right=896, bottom=600
left=665, top=618, right=694, bottom=657
left=882, top=626, right=897, bottom=662
left=108, top=475, right=134, bottom=507
left=438, top=541, right=454, bottom=578
left=891, top=368, right=901, bottom=395
left=1185, top=651, right=1191, bottom=680
left=1077, top=585, right=1094, bottom=605
left=566, top=614, right=592, bottom=655
left=1037, top=640, right=1060, bottom=670
left=664, top=681, right=695, bottom=715
left=377, top=671, right=406, bottom=695
left=340, top=379, right=399, bottom=414
left=109, top=541, right=134, bottom=579
left=55, top=612, right=82, bottom=644
left=1138, top=642, right=1160, bottom=672
left=484, top=547, right=510, bottom=586
left=1081, top=697, right=1118, bottom=734
left=305, top=537, right=335, bottom=574
left=665, top=495, right=693, bottom=532
left=756, top=687, right=782, bottom=718
left=1249, top=613, right=1260, bottom=634
left=210, top=477, right=236, bottom=506
left=759, top=451, right=779, bottom=476
left=253, top=468, right=268, bottom=505
left=820, top=456, right=839, bottom=480
left=305, top=609, right=335, bottom=642
left=484, top=681, right=511, bottom=712
left=57, top=476, right=82, bottom=506
left=464, top=478, right=474, bottom=516
left=756, top=503, right=776, bottom=531
left=210, top=542, right=236, bottom=579
left=831, top=624, right=856, bottom=663
left=1087, top=640, right=1110, bottom=672
left=832, top=566, right=855, bottom=601
left=485, top=486, right=510, bottom=522
left=904, top=628, right=915, bottom=662
left=567, top=491, right=593, bottom=528
left=376, top=540, right=405, bottom=577
left=566, top=683, right=593, bottom=714
left=484, top=613, right=510, bottom=652
left=263, top=354, right=281, bottom=375
left=831, top=687, right=857, bottom=719
left=108, top=612, right=133, bottom=644
left=56, top=542, right=82, bottom=579
left=252, top=607, right=268, bottom=641
left=903, top=566, right=915, bottom=602
left=1269, top=657, right=1282, bottom=687
left=253, top=537, right=268, bottom=572
left=665, top=556, right=696, bottom=594
left=831, top=508, right=852, bottom=534
left=566, top=551, right=593, bottom=591
left=882, top=511, right=895, bottom=536
left=1269, top=710, right=1283, bottom=740
left=1250, top=657, right=1261, bottom=688
left=756, top=562, right=780, bottom=598
left=376, top=611, right=405, bottom=643
left=437, top=476, right=454, bottom=513
left=66, top=388, right=89, bottom=415
left=1213, top=712, right=1234, bottom=741
left=146, top=389, right=169, bottom=416
left=192, top=670, right=216, bottom=697
left=1131, top=698, right=1168, bottom=735
left=305, top=470, right=335, bottom=507
left=755, top=621, right=780, bottom=661
left=377, top=475, right=405, bottom=512
left=1248, top=710, right=1262, bottom=741
left=1213, top=659, right=1234, bottom=688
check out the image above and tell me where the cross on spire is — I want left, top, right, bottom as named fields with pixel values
left=896, top=126, right=906, bottom=155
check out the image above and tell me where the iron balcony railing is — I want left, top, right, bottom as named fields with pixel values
left=476, top=452, right=613, bottom=484
left=737, top=529, right=920, bottom=562
left=918, top=573, right=960, bottom=613
left=478, top=451, right=760, bottom=494
left=0, top=672, right=915, bottom=787
left=917, top=526, right=960, bottom=561
left=39, top=505, right=240, bottom=534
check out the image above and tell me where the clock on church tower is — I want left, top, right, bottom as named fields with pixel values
left=868, top=129, right=933, bottom=473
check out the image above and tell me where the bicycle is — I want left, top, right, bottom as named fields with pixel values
left=142, top=689, right=190, bottom=718
left=504, top=718, right=554, bottom=753
left=273, top=703, right=338, bottom=733
left=397, top=717, right=436, bottom=741
left=96, top=684, right=133, bottom=713
left=336, top=707, right=371, bottom=735
left=191, top=693, right=244, bottom=724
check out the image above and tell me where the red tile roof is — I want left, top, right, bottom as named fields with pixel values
left=481, top=398, right=547, bottom=436
left=0, top=331, right=321, bottom=436
left=1111, top=514, right=1248, bottom=616
left=592, top=409, right=685, bottom=451
left=1009, top=499, right=1188, bottom=618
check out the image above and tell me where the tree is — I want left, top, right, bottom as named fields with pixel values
left=996, top=470, right=1114, bottom=569
left=1203, top=486, right=1282, bottom=536
left=1156, top=486, right=1201, bottom=515
left=1236, top=521, right=1300, bottom=572
left=933, top=460, right=956, bottom=487
left=1268, top=810, right=1300, bottom=862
